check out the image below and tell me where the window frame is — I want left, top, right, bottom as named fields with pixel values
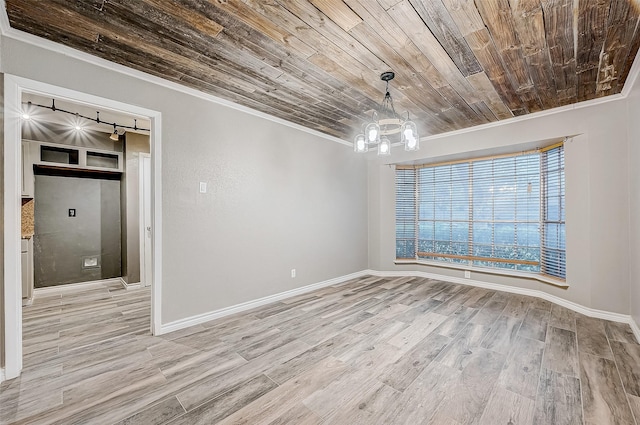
left=395, top=142, right=566, bottom=286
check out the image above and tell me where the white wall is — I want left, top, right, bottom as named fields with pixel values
left=0, top=36, right=369, bottom=324
left=628, top=77, right=640, bottom=326
left=368, top=98, right=631, bottom=314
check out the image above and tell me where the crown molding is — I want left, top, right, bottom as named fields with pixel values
left=414, top=93, right=625, bottom=144
left=621, top=44, right=640, bottom=98
left=0, top=1, right=10, bottom=36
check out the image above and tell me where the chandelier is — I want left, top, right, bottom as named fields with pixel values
left=354, top=71, right=419, bottom=155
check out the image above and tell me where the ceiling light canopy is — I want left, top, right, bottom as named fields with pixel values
left=354, top=72, right=419, bottom=155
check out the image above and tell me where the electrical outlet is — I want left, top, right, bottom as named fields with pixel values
left=291, top=269, right=296, bottom=278
left=199, top=182, right=207, bottom=193
left=464, top=270, right=471, bottom=279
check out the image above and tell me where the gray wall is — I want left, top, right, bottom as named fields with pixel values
left=628, top=78, right=640, bottom=327
left=1, top=36, right=369, bottom=323
left=34, top=175, right=121, bottom=287
left=120, top=132, right=150, bottom=284
left=368, top=98, right=631, bottom=314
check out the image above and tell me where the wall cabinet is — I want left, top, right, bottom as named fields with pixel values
left=24, top=139, right=123, bottom=173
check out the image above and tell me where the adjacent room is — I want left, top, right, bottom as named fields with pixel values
left=1, top=1, right=640, bottom=424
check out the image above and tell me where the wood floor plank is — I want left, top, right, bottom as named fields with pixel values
left=579, top=352, right=635, bottom=425
left=627, top=394, right=640, bottom=425
left=435, top=322, right=492, bottom=371
left=498, top=335, right=545, bottom=400
left=477, top=387, right=535, bottom=425
left=387, top=311, right=448, bottom=351
left=302, top=368, right=384, bottom=419
left=576, top=316, right=615, bottom=360
left=428, top=347, right=506, bottom=424
left=604, top=321, right=639, bottom=345
left=171, top=374, right=278, bottom=424
left=469, top=297, right=508, bottom=326
left=263, top=330, right=357, bottom=385
left=518, top=308, right=550, bottom=341
left=380, top=332, right=451, bottom=391
left=610, top=341, right=640, bottom=397
left=321, top=380, right=400, bottom=425
left=480, top=315, right=523, bottom=354
left=262, top=403, right=321, bottom=425
left=549, top=304, right=577, bottom=332
left=216, top=356, right=349, bottom=425
left=113, top=396, right=186, bottom=425
left=543, top=326, right=580, bottom=377
left=380, top=360, right=460, bottom=424
left=434, top=304, right=478, bottom=338
left=501, top=294, right=533, bottom=319
left=533, top=368, right=583, bottom=425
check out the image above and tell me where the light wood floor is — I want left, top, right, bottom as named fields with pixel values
left=2, top=276, right=639, bottom=425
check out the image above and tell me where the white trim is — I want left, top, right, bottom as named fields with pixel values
left=622, top=45, right=640, bottom=97
left=366, top=269, right=637, bottom=327
left=3, top=75, right=163, bottom=380
left=159, top=268, right=639, bottom=343
left=4, top=74, right=23, bottom=380
left=394, top=259, right=568, bottom=288
left=0, top=25, right=350, bottom=147
left=0, top=368, right=5, bottom=385
left=414, top=94, right=624, bottom=144
left=120, top=278, right=143, bottom=291
left=33, top=278, right=124, bottom=295
left=0, top=0, right=10, bottom=35
left=158, top=270, right=370, bottom=335
left=139, top=153, right=151, bottom=289
left=150, top=115, right=162, bottom=335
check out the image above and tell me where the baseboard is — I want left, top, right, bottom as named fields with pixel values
left=158, top=270, right=370, bottom=335
left=366, top=269, right=638, bottom=332
left=158, top=268, right=640, bottom=343
left=120, top=278, right=143, bottom=290
left=0, top=368, right=5, bottom=384
left=33, top=278, right=124, bottom=295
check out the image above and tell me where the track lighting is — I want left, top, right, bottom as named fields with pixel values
left=20, top=99, right=150, bottom=137
left=21, top=101, right=32, bottom=120
left=110, top=124, right=119, bottom=141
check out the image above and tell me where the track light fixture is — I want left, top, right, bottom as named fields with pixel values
left=110, top=123, right=119, bottom=141
left=20, top=99, right=150, bottom=137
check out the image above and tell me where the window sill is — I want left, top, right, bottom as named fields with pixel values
left=394, top=259, right=569, bottom=289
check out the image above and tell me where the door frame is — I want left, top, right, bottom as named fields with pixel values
left=139, top=153, right=152, bottom=288
left=3, top=74, right=163, bottom=380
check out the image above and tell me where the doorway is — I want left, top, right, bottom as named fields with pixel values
left=3, top=75, right=163, bottom=380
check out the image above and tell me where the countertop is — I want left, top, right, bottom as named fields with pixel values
left=22, top=198, right=34, bottom=238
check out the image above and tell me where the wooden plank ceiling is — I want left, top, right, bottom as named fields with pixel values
left=6, top=0, right=640, bottom=142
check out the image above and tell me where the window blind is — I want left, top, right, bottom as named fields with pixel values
left=396, top=168, right=417, bottom=259
left=396, top=142, right=566, bottom=280
left=541, top=144, right=565, bottom=278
